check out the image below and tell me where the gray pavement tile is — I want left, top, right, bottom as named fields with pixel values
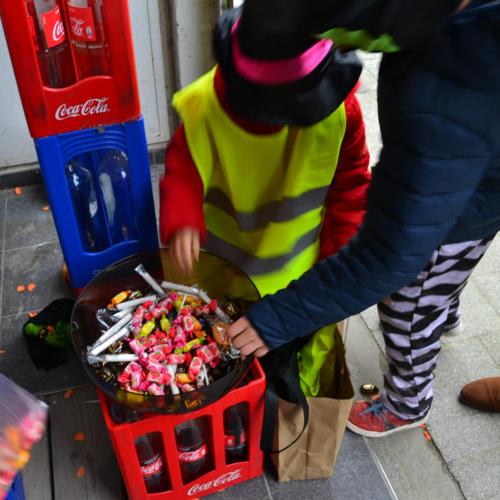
left=208, top=475, right=270, bottom=499
left=479, top=332, right=500, bottom=366
left=448, top=448, right=500, bottom=500
left=441, top=282, right=500, bottom=346
left=0, top=313, right=90, bottom=395
left=429, top=339, right=500, bottom=462
left=360, top=306, right=386, bottom=352
left=4, top=183, right=45, bottom=198
left=471, top=270, right=500, bottom=312
left=5, top=191, right=58, bottom=250
left=266, top=472, right=334, bottom=500
left=346, top=314, right=386, bottom=397
left=2, top=241, right=71, bottom=316
left=330, top=432, right=392, bottom=500
left=366, top=431, right=464, bottom=500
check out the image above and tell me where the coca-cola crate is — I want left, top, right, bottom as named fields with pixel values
left=0, top=0, right=141, bottom=138
left=34, top=117, right=158, bottom=291
left=99, top=359, right=265, bottom=499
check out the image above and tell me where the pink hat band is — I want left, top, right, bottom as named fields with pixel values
left=231, top=19, right=333, bottom=86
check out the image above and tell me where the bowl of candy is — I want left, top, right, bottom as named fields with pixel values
left=71, top=249, right=260, bottom=414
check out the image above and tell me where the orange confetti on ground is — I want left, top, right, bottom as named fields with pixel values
left=73, top=432, right=85, bottom=442
left=76, top=466, right=85, bottom=478
left=27, top=283, right=36, bottom=292
left=16, top=285, right=26, bottom=293
left=28, top=311, right=37, bottom=318
left=14, top=187, right=22, bottom=195
left=41, top=206, right=50, bottom=212
left=423, top=429, right=432, bottom=441
left=64, top=389, right=75, bottom=399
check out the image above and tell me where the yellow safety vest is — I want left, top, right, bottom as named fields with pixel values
left=172, top=67, right=346, bottom=297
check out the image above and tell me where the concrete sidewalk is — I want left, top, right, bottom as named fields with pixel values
left=352, top=52, right=500, bottom=500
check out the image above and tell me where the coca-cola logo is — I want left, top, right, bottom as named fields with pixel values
left=178, top=444, right=207, bottom=463
left=55, top=98, right=110, bottom=121
left=53, top=19, right=65, bottom=43
left=140, top=454, right=163, bottom=478
left=70, top=17, right=85, bottom=38
left=187, top=469, right=242, bottom=496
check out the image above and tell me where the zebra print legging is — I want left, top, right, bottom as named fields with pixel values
left=378, top=235, right=495, bottom=420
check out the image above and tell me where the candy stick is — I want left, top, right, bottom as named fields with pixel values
left=111, top=308, right=133, bottom=320
left=90, top=325, right=130, bottom=356
left=166, top=364, right=180, bottom=395
left=197, top=289, right=231, bottom=323
left=116, top=295, right=157, bottom=311
left=134, top=264, right=165, bottom=296
left=88, top=353, right=138, bottom=365
left=91, top=312, right=133, bottom=349
left=178, top=294, right=187, bottom=313
left=162, top=281, right=230, bottom=322
left=161, top=281, right=199, bottom=296
left=202, top=363, right=209, bottom=385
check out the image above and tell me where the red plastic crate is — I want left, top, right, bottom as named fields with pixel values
left=0, top=0, right=141, bottom=138
left=99, top=359, right=265, bottom=499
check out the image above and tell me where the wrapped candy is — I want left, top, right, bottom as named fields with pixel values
left=131, top=306, right=147, bottom=335
left=152, top=298, right=171, bottom=319
left=176, top=373, right=194, bottom=385
left=139, top=320, right=156, bottom=338
left=148, top=383, right=165, bottom=396
left=90, top=269, right=245, bottom=397
left=129, top=339, right=146, bottom=355
left=189, top=357, right=203, bottom=377
left=166, top=353, right=185, bottom=365
left=197, top=345, right=215, bottom=364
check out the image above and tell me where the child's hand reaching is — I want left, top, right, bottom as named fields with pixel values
left=168, top=227, right=200, bottom=276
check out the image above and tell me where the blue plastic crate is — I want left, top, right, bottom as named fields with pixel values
left=6, top=474, right=25, bottom=500
left=35, top=117, right=158, bottom=290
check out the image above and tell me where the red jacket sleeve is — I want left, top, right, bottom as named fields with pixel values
left=318, top=92, right=371, bottom=260
left=159, top=125, right=206, bottom=246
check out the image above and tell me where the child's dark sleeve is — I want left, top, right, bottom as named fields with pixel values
left=159, top=125, right=206, bottom=246
left=318, top=92, right=371, bottom=260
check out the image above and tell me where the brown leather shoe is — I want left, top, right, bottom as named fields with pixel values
left=459, top=377, right=500, bottom=413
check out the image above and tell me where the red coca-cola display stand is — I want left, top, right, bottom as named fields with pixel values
left=99, top=360, right=265, bottom=499
left=0, top=0, right=140, bottom=138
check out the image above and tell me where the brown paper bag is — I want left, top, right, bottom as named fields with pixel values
left=270, top=327, right=354, bottom=482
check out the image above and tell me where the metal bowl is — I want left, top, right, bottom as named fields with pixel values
left=71, top=249, right=260, bottom=414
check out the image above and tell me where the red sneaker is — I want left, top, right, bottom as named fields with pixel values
left=347, top=400, right=428, bottom=437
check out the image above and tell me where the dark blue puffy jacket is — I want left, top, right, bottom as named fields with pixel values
left=246, top=1, right=500, bottom=349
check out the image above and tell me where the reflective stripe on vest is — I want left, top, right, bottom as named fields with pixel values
left=172, top=68, right=346, bottom=296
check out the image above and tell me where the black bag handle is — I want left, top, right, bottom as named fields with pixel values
left=259, top=340, right=310, bottom=454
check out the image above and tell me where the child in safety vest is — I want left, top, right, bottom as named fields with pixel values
left=159, top=8, right=371, bottom=299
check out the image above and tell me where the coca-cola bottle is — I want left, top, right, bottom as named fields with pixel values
left=65, top=153, right=108, bottom=252
left=27, top=0, right=76, bottom=88
left=135, top=432, right=170, bottom=493
left=66, top=0, right=110, bottom=78
left=97, top=149, right=137, bottom=245
left=175, top=419, right=210, bottom=484
left=224, top=404, right=248, bottom=464
left=109, top=405, right=170, bottom=494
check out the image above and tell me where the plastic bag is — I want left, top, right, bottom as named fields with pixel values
left=0, top=373, right=48, bottom=499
